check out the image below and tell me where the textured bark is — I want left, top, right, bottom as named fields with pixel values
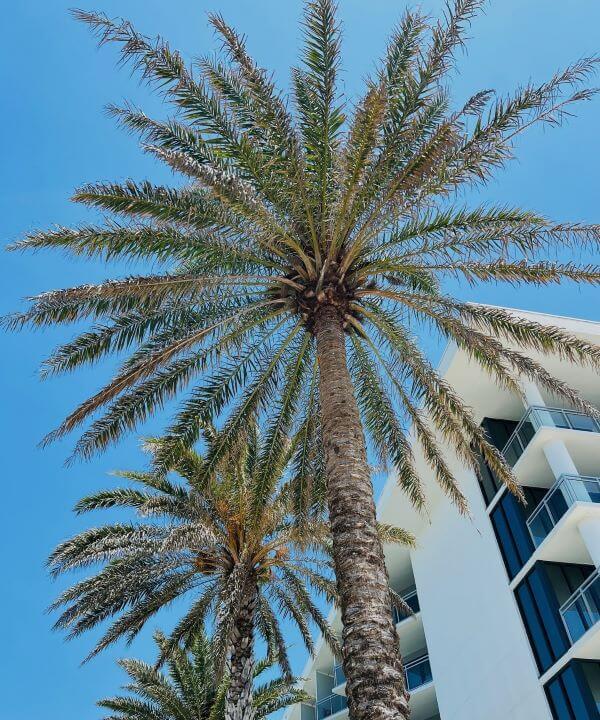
left=224, top=584, right=258, bottom=720
left=314, top=304, right=409, bottom=720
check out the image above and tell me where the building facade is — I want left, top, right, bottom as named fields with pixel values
left=286, top=308, right=600, bottom=720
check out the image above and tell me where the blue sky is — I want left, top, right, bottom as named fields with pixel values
left=1, top=1, right=600, bottom=718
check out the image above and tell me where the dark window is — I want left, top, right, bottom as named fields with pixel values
left=392, top=589, right=420, bottom=624
left=477, top=418, right=519, bottom=505
left=581, top=663, right=600, bottom=714
left=545, top=564, right=593, bottom=605
left=523, top=486, right=548, bottom=517
left=405, top=656, right=432, bottom=691
left=406, top=592, right=420, bottom=614
left=481, top=417, right=520, bottom=452
left=516, top=579, right=555, bottom=672
left=545, top=661, right=600, bottom=719
left=490, top=490, right=536, bottom=579
left=477, top=450, right=502, bottom=506
left=514, top=562, right=585, bottom=674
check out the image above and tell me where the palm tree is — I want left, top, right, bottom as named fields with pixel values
left=48, top=432, right=341, bottom=720
left=98, top=629, right=308, bottom=720
left=8, top=2, right=600, bottom=718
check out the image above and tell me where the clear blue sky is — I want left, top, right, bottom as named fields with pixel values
left=1, top=1, right=599, bottom=718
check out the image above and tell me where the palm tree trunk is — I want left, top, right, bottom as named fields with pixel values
left=314, top=304, right=409, bottom=720
left=225, top=584, right=258, bottom=720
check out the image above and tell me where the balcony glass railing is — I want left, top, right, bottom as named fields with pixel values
left=392, top=586, right=420, bottom=624
left=404, top=655, right=433, bottom=692
left=560, top=570, right=600, bottom=643
left=301, top=702, right=316, bottom=720
left=333, top=663, right=345, bottom=688
left=316, top=694, right=347, bottom=719
left=323, top=655, right=432, bottom=711
left=527, top=474, right=600, bottom=547
left=502, top=406, right=600, bottom=467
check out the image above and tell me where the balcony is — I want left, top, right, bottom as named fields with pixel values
left=332, top=663, right=345, bottom=689
left=392, top=585, right=420, bottom=624
left=561, top=570, right=600, bottom=644
left=527, top=474, right=600, bottom=547
left=333, top=653, right=432, bottom=695
left=317, top=654, right=436, bottom=720
left=315, top=694, right=347, bottom=720
left=502, top=406, right=600, bottom=468
left=404, top=654, right=433, bottom=691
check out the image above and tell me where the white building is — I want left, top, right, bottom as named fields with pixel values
left=287, top=308, right=600, bottom=720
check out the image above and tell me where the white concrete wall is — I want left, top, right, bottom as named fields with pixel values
left=408, top=465, right=552, bottom=720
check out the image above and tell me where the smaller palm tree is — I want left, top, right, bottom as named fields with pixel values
left=98, top=629, right=308, bottom=720
left=48, top=429, right=339, bottom=720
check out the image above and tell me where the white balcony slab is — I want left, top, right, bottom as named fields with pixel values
left=331, top=681, right=345, bottom=697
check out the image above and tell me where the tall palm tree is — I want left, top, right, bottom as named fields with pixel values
left=48, top=432, right=341, bottom=720
left=98, top=629, right=308, bottom=720
left=8, top=2, right=600, bottom=718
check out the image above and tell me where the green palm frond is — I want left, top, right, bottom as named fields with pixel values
left=97, top=629, right=308, bottom=720
left=49, top=431, right=334, bottom=671
left=8, top=0, right=600, bottom=519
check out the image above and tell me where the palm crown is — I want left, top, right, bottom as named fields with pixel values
left=48, top=431, right=337, bottom=671
left=7, top=1, right=600, bottom=511
left=98, top=630, right=308, bottom=720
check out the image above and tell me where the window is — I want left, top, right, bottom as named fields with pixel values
left=514, top=562, right=580, bottom=674
left=490, top=490, right=537, bottom=579
left=581, top=663, right=600, bottom=714
left=477, top=418, right=519, bottom=505
left=477, top=450, right=502, bottom=506
left=546, top=564, right=593, bottom=606
left=545, top=661, right=600, bottom=719
left=404, top=655, right=432, bottom=691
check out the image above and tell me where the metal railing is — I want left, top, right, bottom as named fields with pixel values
left=328, top=655, right=433, bottom=700
left=404, top=654, right=433, bottom=691
left=560, top=570, right=600, bottom=644
left=502, top=406, right=600, bottom=467
left=392, top=585, right=420, bottom=624
left=317, top=654, right=432, bottom=716
left=315, top=694, right=348, bottom=719
left=527, top=474, right=600, bottom=547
